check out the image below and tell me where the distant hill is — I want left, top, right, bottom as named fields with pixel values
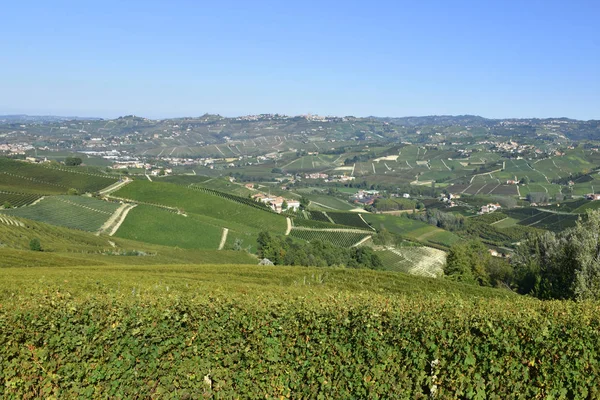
left=0, top=114, right=101, bottom=123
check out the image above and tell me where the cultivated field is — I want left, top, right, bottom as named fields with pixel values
left=0, top=195, right=120, bottom=232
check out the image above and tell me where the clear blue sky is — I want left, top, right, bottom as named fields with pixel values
left=1, top=0, right=598, bottom=119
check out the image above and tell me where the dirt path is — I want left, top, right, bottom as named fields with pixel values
left=218, top=228, right=229, bottom=250
left=108, top=204, right=137, bottom=236
left=352, top=235, right=372, bottom=247
left=285, top=218, right=292, bottom=235
left=97, top=203, right=128, bottom=235
left=99, top=178, right=131, bottom=195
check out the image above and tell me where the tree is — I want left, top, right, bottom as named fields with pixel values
left=29, top=238, right=42, bottom=251
left=64, top=156, right=82, bottom=166
left=444, top=240, right=491, bottom=286
left=67, top=188, right=79, bottom=196
left=2, top=201, right=12, bottom=209
left=300, top=196, right=310, bottom=210
left=281, top=200, right=288, bottom=211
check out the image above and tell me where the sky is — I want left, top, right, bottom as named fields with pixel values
left=0, top=0, right=598, bottom=119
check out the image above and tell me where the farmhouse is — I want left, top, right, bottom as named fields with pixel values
left=586, top=193, right=600, bottom=201
left=252, top=193, right=300, bottom=213
left=479, top=203, right=501, bottom=214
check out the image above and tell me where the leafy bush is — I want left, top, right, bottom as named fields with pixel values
left=1, top=267, right=600, bottom=398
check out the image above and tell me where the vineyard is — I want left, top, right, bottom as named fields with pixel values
left=375, top=246, right=446, bottom=277
left=289, top=228, right=371, bottom=247
left=0, top=191, right=43, bottom=208
left=5, top=264, right=599, bottom=398
left=504, top=208, right=581, bottom=231
left=303, top=210, right=333, bottom=223
left=292, top=217, right=338, bottom=229
left=327, top=211, right=373, bottom=230
left=114, top=205, right=224, bottom=250
left=113, top=181, right=286, bottom=234
left=0, top=157, right=118, bottom=194
left=188, top=184, right=274, bottom=212
left=0, top=195, right=120, bottom=232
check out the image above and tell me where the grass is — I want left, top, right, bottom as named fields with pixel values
left=492, top=217, right=519, bottom=228
left=0, top=195, right=120, bottom=232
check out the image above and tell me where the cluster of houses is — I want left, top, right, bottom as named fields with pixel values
left=252, top=193, right=300, bottom=213
left=303, top=172, right=355, bottom=183
left=351, top=190, right=380, bottom=206
left=479, top=203, right=502, bottom=214
left=439, top=193, right=458, bottom=207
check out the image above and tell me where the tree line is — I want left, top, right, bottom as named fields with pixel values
left=445, top=210, right=600, bottom=301
left=257, top=232, right=383, bottom=270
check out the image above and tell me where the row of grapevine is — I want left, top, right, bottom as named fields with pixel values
left=189, top=185, right=275, bottom=212
left=289, top=229, right=370, bottom=247
left=0, top=157, right=117, bottom=193
left=0, top=196, right=119, bottom=232
left=292, top=218, right=337, bottom=229
left=304, top=210, right=331, bottom=223
left=327, top=211, right=373, bottom=229
left=0, top=191, right=43, bottom=208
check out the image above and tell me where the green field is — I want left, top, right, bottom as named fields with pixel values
left=113, top=180, right=287, bottom=234
left=0, top=195, right=120, bottom=232
left=0, top=157, right=118, bottom=194
left=114, top=205, right=224, bottom=250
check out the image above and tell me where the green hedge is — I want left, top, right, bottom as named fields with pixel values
left=2, top=282, right=600, bottom=398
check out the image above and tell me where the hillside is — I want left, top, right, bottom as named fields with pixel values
left=1, top=263, right=598, bottom=398
left=0, top=157, right=118, bottom=194
left=112, top=180, right=287, bottom=234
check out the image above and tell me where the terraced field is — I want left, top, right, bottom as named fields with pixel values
left=0, top=195, right=120, bottom=232
left=0, top=157, right=118, bottom=194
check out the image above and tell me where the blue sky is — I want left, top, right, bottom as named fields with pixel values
left=1, top=0, right=598, bottom=119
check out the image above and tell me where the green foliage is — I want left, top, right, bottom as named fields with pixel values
left=512, top=210, right=600, bottom=300
left=67, top=187, right=79, bottom=195
left=257, top=231, right=381, bottom=269
left=2, top=201, right=12, bottom=209
left=28, top=238, right=41, bottom=251
left=445, top=240, right=490, bottom=285
left=372, top=197, right=416, bottom=211
left=64, top=156, right=83, bottom=166
left=2, top=264, right=600, bottom=398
